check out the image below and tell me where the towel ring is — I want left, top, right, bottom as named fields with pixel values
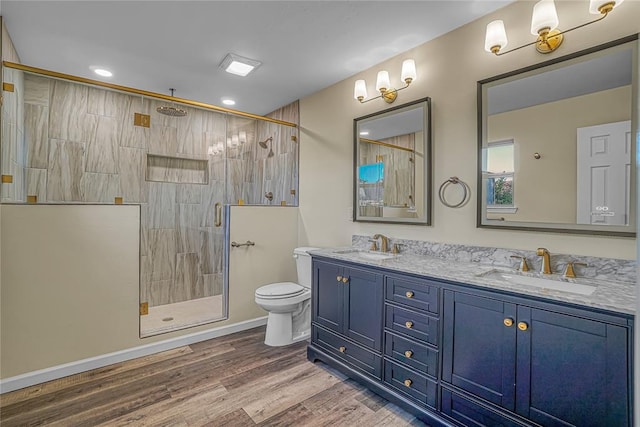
left=438, top=177, right=471, bottom=208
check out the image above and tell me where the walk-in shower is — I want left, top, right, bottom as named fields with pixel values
left=0, top=62, right=299, bottom=337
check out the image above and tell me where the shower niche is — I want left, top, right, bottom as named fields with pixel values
left=0, top=64, right=299, bottom=337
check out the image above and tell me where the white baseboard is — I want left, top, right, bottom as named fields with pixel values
left=0, top=316, right=267, bottom=394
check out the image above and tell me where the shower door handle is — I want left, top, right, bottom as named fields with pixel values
left=214, top=202, right=222, bottom=227
left=231, top=241, right=255, bottom=248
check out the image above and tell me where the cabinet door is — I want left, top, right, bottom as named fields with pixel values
left=442, top=291, right=517, bottom=410
left=344, top=266, right=383, bottom=350
left=313, top=260, right=344, bottom=333
left=515, top=306, right=630, bottom=427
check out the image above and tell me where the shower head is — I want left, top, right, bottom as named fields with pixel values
left=258, top=137, right=273, bottom=149
left=156, top=88, right=188, bottom=117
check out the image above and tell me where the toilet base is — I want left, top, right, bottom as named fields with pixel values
left=264, top=311, right=310, bottom=347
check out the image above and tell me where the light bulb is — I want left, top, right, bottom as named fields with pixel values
left=531, top=0, right=559, bottom=35
left=485, top=20, right=508, bottom=53
left=401, top=59, right=417, bottom=85
left=354, top=80, right=367, bottom=101
left=376, top=71, right=391, bottom=93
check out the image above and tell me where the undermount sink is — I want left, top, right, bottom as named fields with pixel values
left=477, top=269, right=597, bottom=296
left=356, top=251, right=398, bottom=260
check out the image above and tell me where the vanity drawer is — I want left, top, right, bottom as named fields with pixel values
left=312, top=325, right=382, bottom=379
left=441, top=388, right=527, bottom=427
left=386, top=275, right=439, bottom=314
left=384, top=331, right=438, bottom=378
left=384, top=359, right=437, bottom=409
left=385, top=304, right=439, bottom=347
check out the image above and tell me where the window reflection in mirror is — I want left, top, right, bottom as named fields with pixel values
left=478, top=36, right=637, bottom=236
left=354, top=97, right=431, bottom=224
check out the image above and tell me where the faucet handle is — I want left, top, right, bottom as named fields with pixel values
left=368, top=239, right=378, bottom=251
left=510, top=255, right=530, bottom=272
left=392, top=243, right=403, bottom=254
left=563, top=262, right=587, bottom=278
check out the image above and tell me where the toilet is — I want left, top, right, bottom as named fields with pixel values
left=255, top=247, right=318, bottom=346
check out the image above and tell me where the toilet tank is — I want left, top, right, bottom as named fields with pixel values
left=293, top=247, right=319, bottom=289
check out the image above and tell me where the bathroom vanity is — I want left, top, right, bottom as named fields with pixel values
left=307, top=247, right=634, bottom=427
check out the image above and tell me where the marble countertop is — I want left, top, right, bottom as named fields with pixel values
left=311, top=247, right=636, bottom=316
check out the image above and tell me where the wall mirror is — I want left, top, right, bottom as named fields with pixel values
left=354, top=97, right=431, bottom=224
left=478, top=35, right=638, bottom=236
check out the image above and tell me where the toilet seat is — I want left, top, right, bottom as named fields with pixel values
left=255, top=282, right=306, bottom=299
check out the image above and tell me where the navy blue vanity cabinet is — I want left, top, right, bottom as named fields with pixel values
left=442, top=289, right=631, bottom=427
left=383, top=274, right=441, bottom=410
left=311, top=258, right=384, bottom=378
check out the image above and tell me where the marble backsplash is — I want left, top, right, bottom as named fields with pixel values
left=352, top=235, right=636, bottom=284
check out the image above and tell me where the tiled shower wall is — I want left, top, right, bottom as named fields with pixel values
left=226, top=101, right=299, bottom=206
left=1, top=69, right=299, bottom=307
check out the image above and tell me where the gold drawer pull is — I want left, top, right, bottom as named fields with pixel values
left=404, top=350, right=413, bottom=358
left=337, top=275, right=343, bottom=282
left=405, top=291, right=414, bottom=298
left=342, top=277, right=349, bottom=283
left=404, top=379, right=412, bottom=387
left=339, top=346, right=346, bottom=353
left=405, top=321, right=414, bottom=329
left=504, top=318, right=514, bottom=327
left=518, top=322, right=529, bottom=331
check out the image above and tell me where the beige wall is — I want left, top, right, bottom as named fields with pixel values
left=487, top=85, right=631, bottom=223
left=228, top=205, right=299, bottom=320
left=0, top=204, right=299, bottom=378
left=299, top=0, right=639, bottom=260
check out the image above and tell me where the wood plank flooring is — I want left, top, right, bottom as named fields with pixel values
left=0, top=327, right=427, bottom=426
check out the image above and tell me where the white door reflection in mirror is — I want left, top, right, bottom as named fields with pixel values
left=577, top=120, right=631, bottom=225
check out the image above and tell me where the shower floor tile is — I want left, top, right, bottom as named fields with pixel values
left=140, top=295, right=223, bottom=336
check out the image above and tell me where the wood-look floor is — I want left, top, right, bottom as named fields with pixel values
left=0, top=327, right=427, bottom=426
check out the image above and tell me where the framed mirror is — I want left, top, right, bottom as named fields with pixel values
left=354, top=97, right=431, bottom=224
left=478, top=35, right=638, bottom=237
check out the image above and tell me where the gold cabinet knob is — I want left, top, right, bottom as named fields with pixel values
left=405, top=321, right=414, bottom=329
left=518, top=322, right=529, bottom=331
left=404, top=350, right=413, bottom=358
left=405, top=291, right=414, bottom=298
left=342, top=277, right=349, bottom=283
left=336, top=275, right=343, bottom=282
left=404, top=379, right=412, bottom=387
left=339, top=346, right=346, bottom=353
left=503, top=318, right=514, bottom=327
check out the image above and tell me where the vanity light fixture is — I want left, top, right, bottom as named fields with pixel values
left=239, top=131, right=247, bottom=144
left=354, top=59, right=417, bottom=104
left=219, top=53, right=262, bottom=77
left=485, top=0, right=625, bottom=56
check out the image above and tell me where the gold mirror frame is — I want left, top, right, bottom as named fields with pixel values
left=477, top=34, right=638, bottom=237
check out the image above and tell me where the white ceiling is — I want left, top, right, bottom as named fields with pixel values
left=1, top=1, right=514, bottom=115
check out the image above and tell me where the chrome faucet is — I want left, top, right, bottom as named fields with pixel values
left=372, top=234, right=390, bottom=252
left=536, top=247, right=552, bottom=274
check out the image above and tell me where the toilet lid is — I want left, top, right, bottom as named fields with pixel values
left=256, top=282, right=306, bottom=299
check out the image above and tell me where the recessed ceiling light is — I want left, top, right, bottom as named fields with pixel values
left=222, top=98, right=236, bottom=106
left=89, top=66, right=112, bottom=77
left=359, top=131, right=369, bottom=136
left=219, top=53, right=261, bottom=77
